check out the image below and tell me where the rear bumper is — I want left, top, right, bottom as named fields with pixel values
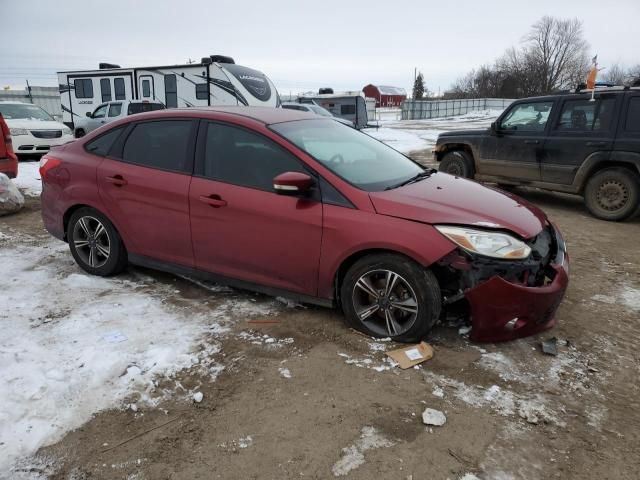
left=0, top=156, right=18, bottom=178
left=465, top=232, right=569, bottom=342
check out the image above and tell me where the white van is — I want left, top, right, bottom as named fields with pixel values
left=58, top=55, right=280, bottom=128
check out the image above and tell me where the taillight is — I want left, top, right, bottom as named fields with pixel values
left=39, top=156, right=62, bottom=178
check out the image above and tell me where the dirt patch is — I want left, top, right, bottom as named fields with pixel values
left=4, top=176, right=640, bottom=480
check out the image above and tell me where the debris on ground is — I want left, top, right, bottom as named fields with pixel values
left=541, top=337, right=559, bottom=356
left=0, top=174, right=24, bottom=216
left=422, top=408, right=447, bottom=426
left=193, top=392, right=204, bottom=403
left=386, top=342, right=434, bottom=369
left=458, top=325, right=472, bottom=336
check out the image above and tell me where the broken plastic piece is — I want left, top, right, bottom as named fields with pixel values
left=541, top=337, right=558, bottom=356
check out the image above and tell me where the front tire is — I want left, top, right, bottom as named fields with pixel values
left=584, top=168, right=640, bottom=221
left=439, top=150, right=475, bottom=178
left=67, top=207, right=127, bottom=276
left=75, top=129, right=85, bottom=138
left=340, top=254, right=441, bottom=343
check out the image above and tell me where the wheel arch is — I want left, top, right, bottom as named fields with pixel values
left=436, top=143, right=475, bottom=162
left=62, top=204, right=126, bottom=248
left=575, top=154, right=640, bottom=193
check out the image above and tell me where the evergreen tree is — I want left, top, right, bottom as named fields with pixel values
left=413, top=72, right=425, bottom=99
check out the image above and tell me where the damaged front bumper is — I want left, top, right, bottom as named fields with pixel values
left=438, top=224, right=569, bottom=342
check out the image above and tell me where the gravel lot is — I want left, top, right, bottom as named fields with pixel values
left=2, top=126, right=639, bottom=479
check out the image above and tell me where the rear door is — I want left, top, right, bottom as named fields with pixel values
left=477, top=100, right=554, bottom=181
left=612, top=93, right=640, bottom=165
left=189, top=121, right=323, bottom=295
left=542, top=95, right=619, bottom=184
left=97, top=119, right=197, bottom=266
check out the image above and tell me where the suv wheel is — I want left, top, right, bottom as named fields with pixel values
left=340, top=254, right=441, bottom=343
left=584, top=168, right=640, bottom=221
left=439, top=150, right=475, bottom=178
left=67, top=207, right=128, bottom=276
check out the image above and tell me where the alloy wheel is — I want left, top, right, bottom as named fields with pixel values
left=72, top=216, right=111, bottom=268
left=351, top=269, right=419, bottom=337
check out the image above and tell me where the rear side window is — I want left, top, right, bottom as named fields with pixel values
left=555, top=98, right=616, bottom=131
left=624, top=97, right=640, bottom=132
left=122, top=120, right=192, bottom=172
left=114, top=78, right=126, bottom=100
left=100, top=79, right=112, bottom=102
left=164, top=74, right=177, bottom=108
left=85, top=127, right=124, bottom=157
left=127, top=103, right=165, bottom=115
left=195, top=84, right=208, bottom=100
left=202, top=122, right=305, bottom=191
left=74, top=79, right=93, bottom=99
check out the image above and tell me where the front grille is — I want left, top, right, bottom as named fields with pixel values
left=30, top=130, right=62, bottom=139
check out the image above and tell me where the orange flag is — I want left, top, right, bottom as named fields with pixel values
left=586, top=55, right=598, bottom=89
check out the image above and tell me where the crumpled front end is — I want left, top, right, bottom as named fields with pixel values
left=436, top=224, right=569, bottom=342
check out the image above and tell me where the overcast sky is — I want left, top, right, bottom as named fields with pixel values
left=1, top=0, right=638, bottom=95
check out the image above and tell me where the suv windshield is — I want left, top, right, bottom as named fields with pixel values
left=308, top=105, right=333, bottom=117
left=271, top=119, right=423, bottom=191
left=127, top=103, right=165, bottom=115
left=0, top=103, right=53, bottom=121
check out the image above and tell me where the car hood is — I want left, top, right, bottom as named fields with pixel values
left=5, top=118, right=68, bottom=130
left=369, top=173, right=547, bottom=239
left=438, top=129, right=486, bottom=138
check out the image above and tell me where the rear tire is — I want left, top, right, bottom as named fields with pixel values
left=75, top=129, right=85, bottom=138
left=67, top=207, right=128, bottom=276
left=439, top=150, right=475, bottom=178
left=340, top=254, right=441, bottom=343
left=584, top=168, right=640, bottom=221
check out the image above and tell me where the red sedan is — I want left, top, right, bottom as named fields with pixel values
left=40, top=107, right=569, bottom=342
left=0, top=113, right=18, bottom=178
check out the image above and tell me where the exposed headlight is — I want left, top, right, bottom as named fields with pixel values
left=435, top=225, right=531, bottom=260
left=62, top=126, right=72, bottom=135
left=9, top=128, right=29, bottom=136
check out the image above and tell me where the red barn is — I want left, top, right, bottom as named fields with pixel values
left=362, top=84, right=407, bottom=107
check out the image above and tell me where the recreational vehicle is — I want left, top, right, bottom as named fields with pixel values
left=58, top=55, right=280, bottom=128
left=298, top=91, right=370, bottom=129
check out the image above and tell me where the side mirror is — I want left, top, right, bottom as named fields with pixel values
left=273, top=171, right=314, bottom=195
left=490, top=121, right=498, bottom=134
left=86, top=112, right=92, bottom=118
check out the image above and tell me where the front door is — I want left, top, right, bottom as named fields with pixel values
left=189, top=121, right=323, bottom=295
left=478, top=100, right=554, bottom=181
left=542, top=95, right=619, bottom=184
left=87, top=103, right=109, bottom=131
left=97, top=119, right=197, bottom=266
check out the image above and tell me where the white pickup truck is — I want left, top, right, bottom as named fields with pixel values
left=74, top=100, right=165, bottom=137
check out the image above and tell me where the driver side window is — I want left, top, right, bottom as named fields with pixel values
left=202, top=123, right=307, bottom=191
left=500, top=101, right=554, bottom=132
left=93, top=105, right=108, bottom=119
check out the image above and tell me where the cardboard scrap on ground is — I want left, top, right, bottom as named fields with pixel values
left=385, top=341, right=434, bottom=369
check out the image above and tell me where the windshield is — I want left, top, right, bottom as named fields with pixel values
left=271, top=119, right=423, bottom=191
left=308, top=105, right=333, bottom=117
left=0, top=103, right=53, bottom=121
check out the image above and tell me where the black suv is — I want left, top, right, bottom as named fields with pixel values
left=434, top=88, right=640, bottom=221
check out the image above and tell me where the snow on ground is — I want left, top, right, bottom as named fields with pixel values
left=331, top=426, right=395, bottom=477
left=14, top=161, right=42, bottom=197
left=364, top=109, right=503, bottom=154
left=0, top=236, right=277, bottom=474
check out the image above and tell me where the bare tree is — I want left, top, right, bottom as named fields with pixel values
left=602, top=63, right=626, bottom=85
left=523, top=16, right=590, bottom=93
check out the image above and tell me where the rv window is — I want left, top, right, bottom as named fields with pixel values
left=85, top=126, right=125, bottom=157
left=74, top=79, right=93, bottom=99
left=202, top=122, right=306, bottom=191
left=164, top=74, right=177, bottom=108
left=122, top=120, right=192, bottom=172
left=108, top=103, right=122, bottom=117
left=195, top=83, right=208, bottom=100
left=114, top=78, right=126, bottom=100
left=341, top=104, right=356, bottom=115
left=100, top=79, right=112, bottom=102
left=142, top=80, right=151, bottom=98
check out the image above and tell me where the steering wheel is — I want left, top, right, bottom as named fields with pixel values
left=329, top=153, right=345, bottom=164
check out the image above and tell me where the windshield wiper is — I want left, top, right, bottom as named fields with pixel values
left=384, top=168, right=437, bottom=190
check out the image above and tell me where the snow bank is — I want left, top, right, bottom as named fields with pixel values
left=14, top=161, right=42, bottom=197
left=0, top=240, right=273, bottom=473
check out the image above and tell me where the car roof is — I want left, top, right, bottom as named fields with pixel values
left=146, top=106, right=320, bottom=125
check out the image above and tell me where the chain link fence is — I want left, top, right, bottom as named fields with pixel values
left=402, top=98, right=514, bottom=120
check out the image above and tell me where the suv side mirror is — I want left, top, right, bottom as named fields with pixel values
left=490, top=121, right=498, bottom=134
left=273, top=172, right=314, bottom=195
left=86, top=112, right=92, bottom=118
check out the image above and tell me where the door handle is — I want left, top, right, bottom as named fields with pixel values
left=199, top=194, right=227, bottom=208
left=524, top=140, right=539, bottom=144
left=105, top=175, right=127, bottom=187
left=586, top=141, right=606, bottom=147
